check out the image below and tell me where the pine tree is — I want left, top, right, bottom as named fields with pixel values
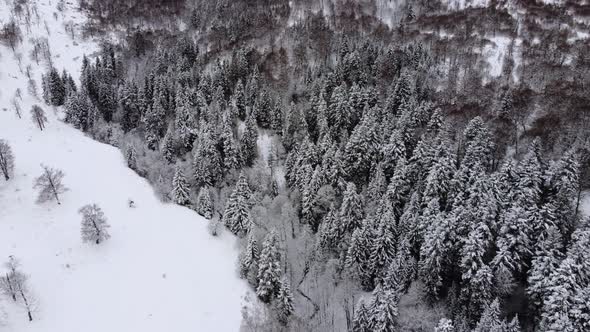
left=171, top=165, right=190, bottom=206
left=193, top=126, right=222, bottom=187
left=196, top=186, right=213, bottom=219
left=342, top=112, right=380, bottom=183
left=143, top=93, right=166, bottom=150
left=353, top=298, right=371, bottom=332
left=125, top=145, right=138, bottom=171
left=256, top=230, right=281, bottom=303
left=0, top=140, right=15, bottom=181
left=369, top=212, right=396, bottom=283
left=274, top=277, right=294, bottom=325
left=368, top=286, right=399, bottom=332
left=434, top=318, right=454, bottom=332
left=239, top=234, right=259, bottom=278
left=240, top=110, right=258, bottom=167
left=79, top=204, right=110, bottom=244
left=339, top=182, right=364, bottom=234
left=420, top=210, right=452, bottom=301
left=473, top=298, right=503, bottom=332
left=526, top=226, right=564, bottom=308
left=223, top=172, right=252, bottom=236
left=161, top=130, right=176, bottom=164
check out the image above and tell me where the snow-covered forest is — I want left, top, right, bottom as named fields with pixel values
left=1, top=0, right=590, bottom=331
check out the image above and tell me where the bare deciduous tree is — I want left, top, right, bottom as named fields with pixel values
left=0, top=140, right=15, bottom=181
left=0, top=20, right=23, bottom=51
left=79, top=204, right=111, bottom=244
left=30, top=105, right=47, bottom=130
left=33, top=165, right=67, bottom=204
left=0, top=256, right=35, bottom=321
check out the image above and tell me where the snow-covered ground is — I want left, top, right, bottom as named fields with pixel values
left=0, top=1, right=247, bottom=331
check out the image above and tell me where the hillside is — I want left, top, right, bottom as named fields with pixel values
left=0, top=1, right=248, bottom=331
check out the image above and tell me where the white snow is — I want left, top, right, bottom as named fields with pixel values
left=0, top=1, right=248, bottom=331
left=257, top=132, right=272, bottom=167
left=482, top=35, right=512, bottom=78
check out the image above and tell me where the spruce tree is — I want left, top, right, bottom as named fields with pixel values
left=125, top=145, right=138, bottom=171
left=196, top=186, right=213, bottom=219
left=275, top=277, right=294, bottom=325
left=339, top=182, right=364, bottom=234
left=256, top=230, right=281, bottom=303
left=223, top=172, right=252, bottom=236
left=353, top=298, right=371, bottom=332
left=239, top=234, right=259, bottom=278
left=171, top=165, right=190, bottom=206
left=193, top=126, right=222, bottom=187
left=240, top=110, right=258, bottom=167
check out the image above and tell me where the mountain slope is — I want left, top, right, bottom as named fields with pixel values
left=0, top=1, right=248, bottom=331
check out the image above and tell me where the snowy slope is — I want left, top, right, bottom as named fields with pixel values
left=0, top=1, right=247, bottom=331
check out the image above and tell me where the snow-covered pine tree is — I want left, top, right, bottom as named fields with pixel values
left=171, top=165, right=190, bottom=206
left=369, top=211, right=397, bottom=283
left=161, top=130, right=176, bottom=164
left=193, top=126, right=222, bottom=187
left=339, top=182, right=364, bottom=234
left=353, top=298, right=371, bottom=332
left=143, top=94, right=166, bottom=150
left=434, top=318, right=454, bottom=332
left=30, top=105, right=47, bottom=131
left=240, top=110, right=258, bottom=167
left=196, top=186, right=213, bottom=219
left=0, top=140, right=15, bottom=181
left=274, top=277, right=294, bottom=325
left=342, top=111, right=380, bottom=183
left=239, top=234, right=259, bottom=278
left=473, top=298, right=503, bottom=332
left=33, top=165, right=67, bottom=205
left=368, top=286, right=399, bottom=332
left=79, top=204, right=111, bottom=244
left=527, top=226, right=564, bottom=311
left=125, top=145, right=138, bottom=171
left=256, top=230, right=281, bottom=303
left=223, top=172, right=252, bottom=236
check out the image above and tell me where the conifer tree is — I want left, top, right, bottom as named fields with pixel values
left=193, top=127, right=222, bottom=187
left=342, top=112, right=380, bottom=183
left=161, top=130, right=176, bottom=164
left=223, top=172, right=252, bottom=236
left=240, top=110, right=258, bottom=167
left=256, top=230, right=281, bottom=303
left=196, top=186, right=213, bottom=219
left=339, top=182, right=364, bottom=234
left=368, top=286, right=399, bottom=332
left=125, top=145, right=138, bottom=171
left=473, top=298, right=503, bottom=332
left=434, top=318, right=454, bottom=332
left=239, top=234, right=259, bottom=278
left=274, top=277, right=294, bottom=325
left=171, top=165, right=190, bottom=206
left=353, top=298, right=371, bottom=332
left=79, top=204, right=110, bottom=244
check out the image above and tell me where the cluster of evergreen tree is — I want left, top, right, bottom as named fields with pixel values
left=50, top=15, right=590, bottom=329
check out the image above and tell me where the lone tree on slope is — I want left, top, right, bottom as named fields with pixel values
left=33, top=165, right=67, bottom=204
left=0, top=256, right=35, bottom=321
left=0, top=140, right=15, bottom=181
left=30, top=105, right=47, bottom=131
left=79, top=204, right=111, bottom=244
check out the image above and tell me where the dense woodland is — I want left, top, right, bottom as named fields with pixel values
left=5, top=0, right=589, bottom=330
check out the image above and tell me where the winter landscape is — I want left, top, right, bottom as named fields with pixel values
left=0, top=0, right=589, bottom=331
